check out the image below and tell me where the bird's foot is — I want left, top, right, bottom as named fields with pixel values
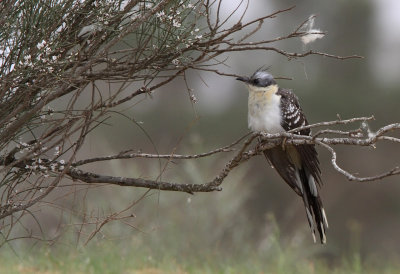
left=281, top=137, right=287, bottom=151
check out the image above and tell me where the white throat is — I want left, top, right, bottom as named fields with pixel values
left=247, top=84, right=284, bottom=133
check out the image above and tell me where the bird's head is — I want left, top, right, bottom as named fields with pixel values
left=236, top=70, right=277, bottom=90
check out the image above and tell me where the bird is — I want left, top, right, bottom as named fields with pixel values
left=236, top=68, right=328, bottom=244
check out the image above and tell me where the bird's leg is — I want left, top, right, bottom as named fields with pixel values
left=255, top=137, right=263, bottom=154
left=281, top=137, right=287, bottom=151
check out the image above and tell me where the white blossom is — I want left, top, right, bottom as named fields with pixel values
left=37, top=40, right=47, bottom=50
left=172, top=19, right=181, bottom=28
left=172, top=59, right=179, bottom=65
left=156, top=11, right=165, bottom=18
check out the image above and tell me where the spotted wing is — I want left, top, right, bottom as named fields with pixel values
left=277, top=88, right=321, bottom=185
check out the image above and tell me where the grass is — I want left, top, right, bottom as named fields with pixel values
left=1, top=236, right=400, bottom=274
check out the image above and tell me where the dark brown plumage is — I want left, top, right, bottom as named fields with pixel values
left=263, top=88, right=328, bottom=243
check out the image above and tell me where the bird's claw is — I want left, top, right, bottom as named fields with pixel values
left=282, top=137, right=287, bottom=150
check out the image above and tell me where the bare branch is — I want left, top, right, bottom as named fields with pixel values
left=72, top=133, right=250, bottom=166
left=210, top=47, right=363, bottom=60
left=64, top=118, right=400, bottom=193
left=67, top=168, right=222, bottom=194
left=316, top=140, right=400, bottom=182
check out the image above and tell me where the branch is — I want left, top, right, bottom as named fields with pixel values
left=67, top=168, right=222, bottom=194
left=210, top=47, right=363, bottom=60
left=316, top=140, right=400, bottom=182
left=72, top=133, right=250, bottom=166
left=66, top=133, right=258, bottom=193
left=65, top=117, right=400, bottom=193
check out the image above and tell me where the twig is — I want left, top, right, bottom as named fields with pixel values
left=72, top=133, right=249, bottom=166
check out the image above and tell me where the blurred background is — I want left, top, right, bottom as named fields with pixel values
left=9, top=0, right=400, bottom=270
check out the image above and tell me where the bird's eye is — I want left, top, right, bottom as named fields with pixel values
left=253, top=79, right=259, bottom=85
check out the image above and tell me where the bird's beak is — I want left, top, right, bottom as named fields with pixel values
left=236, top=76, right=250, bottom=83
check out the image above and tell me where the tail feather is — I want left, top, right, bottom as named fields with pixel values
left=263, top=146, right=327, bottom=244
left=299, top=168, right=327, bottom=244
left=304, top=204, right=316, bottom=243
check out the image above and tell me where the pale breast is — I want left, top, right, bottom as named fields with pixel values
left=248, top=88, right=283, bottom=133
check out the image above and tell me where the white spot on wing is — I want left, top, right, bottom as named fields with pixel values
left=294, top=114, right=301, bottom=124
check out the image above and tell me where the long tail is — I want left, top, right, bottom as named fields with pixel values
left=299, top=168, right=328, bottom=244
